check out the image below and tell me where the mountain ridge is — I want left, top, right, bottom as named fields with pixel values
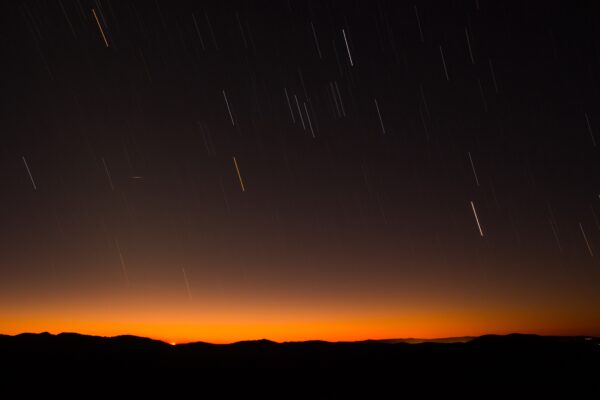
left=1, top=331, right=598, bottom=368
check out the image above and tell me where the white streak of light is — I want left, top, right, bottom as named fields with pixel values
left=468, top=152, right=480, bottom=187
left=440, top=45, right=449, bottom=80
left=294, top=95, right=306, bottom=130
left=303, top=102, right=315, bottom=138
left=22, top=156, right=37, bottom=190
left=465, top=27, right=475, bottom=64
left=579, top=222, right=594, bottom=257
left=311, top=22, right=322, bottom=59
left=223, top=90, right=235, bottom=126
left=471, top=201, right=484, bottom=237
left=284, top=88, right=295, bottom=123
left=342, top=29, right=354, bottom=66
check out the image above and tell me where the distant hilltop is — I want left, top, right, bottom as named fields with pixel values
left=1, top=332, right=598, bottom=368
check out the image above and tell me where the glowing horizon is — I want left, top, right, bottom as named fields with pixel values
left=3, top=273, right=598, bottom=344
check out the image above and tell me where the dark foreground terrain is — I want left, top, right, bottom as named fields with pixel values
left=1, top=332, right=599, bottom=369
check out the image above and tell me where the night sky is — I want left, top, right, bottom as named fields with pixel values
left=1, top=0, right=599, bottom=343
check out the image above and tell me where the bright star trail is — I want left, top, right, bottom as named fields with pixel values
left=232, top=156, right=245, bottom=192
left=91, top=8, right=109, bottom=48
left=471, top=201, right=484, bottom=237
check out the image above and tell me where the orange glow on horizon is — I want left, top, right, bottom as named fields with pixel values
left=2, top=252, right=599, bottom=344
left=2, top=305, right=598, bottom=344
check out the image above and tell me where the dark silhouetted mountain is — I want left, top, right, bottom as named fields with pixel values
left=1, top=332, right=599, bottom=369
left=360, top=336, right=475, bottom=344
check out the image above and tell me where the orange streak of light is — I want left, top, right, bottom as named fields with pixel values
left=233, top=156, right=245, bottom=192
left=92, top=8, right=109, bottom=48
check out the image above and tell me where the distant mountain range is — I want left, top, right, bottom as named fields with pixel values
left=1, top=332, right=598, bottom=368
left=363, top=336, right=475, bottom=344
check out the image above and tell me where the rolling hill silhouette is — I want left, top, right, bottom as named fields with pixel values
left=1, top=332, right=598, bottom=368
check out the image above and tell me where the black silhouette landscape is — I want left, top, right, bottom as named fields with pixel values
left=2, top=332, right=598, bottom=368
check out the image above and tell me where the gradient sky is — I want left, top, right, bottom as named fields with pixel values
left=1, top=0, right=599, bottom=344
